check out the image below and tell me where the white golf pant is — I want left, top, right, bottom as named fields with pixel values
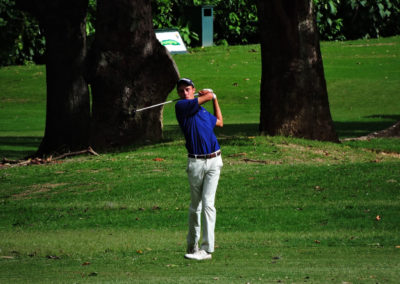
left=186, top=155, right=223, bottom=253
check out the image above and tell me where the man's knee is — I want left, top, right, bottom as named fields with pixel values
left=202, top=203, right=216, bottom=214
left=189, top=203, right=202, bottom=213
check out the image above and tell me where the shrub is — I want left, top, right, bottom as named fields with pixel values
left=1, top=0, right=400, bottom=65
left=340, top=0, right=400, bottom=39
left=0, top=0, right=45, bottom=66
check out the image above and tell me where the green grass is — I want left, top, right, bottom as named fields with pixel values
left=1, top=230, right=399, bottom=283
left=1, top=37, right=400, bottom=283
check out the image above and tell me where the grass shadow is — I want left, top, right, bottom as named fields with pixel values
left=0, top=137, right=41, bottom=160
left=2, top=116, right=398, bottom=159
left=334, top=114, right=400, bottom=138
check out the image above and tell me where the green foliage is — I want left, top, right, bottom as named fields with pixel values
left=313, top=0, right=400, bottom=40
left=151, top=0, right=258, bottom=46
left=2, top=0, right=400, bottom=65
left=152, top=0, right=174, bottom=29
left=177, top=24, right=199, bottom=46
left=341, top=0, right=400, bottom=39
left=151, top=0, right=200, bottom=46
left=314, top=0, right=345, bottom=40
left=85, top=0, right=97, bottom=49
left=86, top=0, right=96, bottom=37
left=0, top=0, right=45, bottom=66
left=151, top=0, right=400, bottom=45
left=213, top=0, right=258, bottom=45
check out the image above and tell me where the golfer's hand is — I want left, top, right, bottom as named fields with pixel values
left=197, top=89, right=214, bottom=105
left=199, top=89, right=213, bottom=96
left=199, top=89, right=216, bottom=100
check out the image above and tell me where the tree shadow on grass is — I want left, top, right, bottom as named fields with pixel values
left=334, top=114, right=400, bottom=138
left=164, top=119, right=400, bottom=142
left=1, top=115, right=398, bottom=159
left=0, top=137, right=41, bottom=160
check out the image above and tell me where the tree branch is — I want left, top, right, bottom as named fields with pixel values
left=1, top=147, right=99, bottom=168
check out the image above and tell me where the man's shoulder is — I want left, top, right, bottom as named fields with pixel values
left=175, top=98, right=198, bottom=112
left=175, top=100, right=186, bottom=107
left=175, top=100, right=186, bottom=113
left=176, top=98, right=197, bottom=105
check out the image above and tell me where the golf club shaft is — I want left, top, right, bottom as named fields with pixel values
left=135, top=92, right=202, bottom=113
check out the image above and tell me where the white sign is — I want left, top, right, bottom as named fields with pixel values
left=155, top=29, right=187, bottom=54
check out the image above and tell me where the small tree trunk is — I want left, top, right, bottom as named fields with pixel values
left=257, top=0, right=338, bottom=142
left=90, top=0, right=180, bottom=148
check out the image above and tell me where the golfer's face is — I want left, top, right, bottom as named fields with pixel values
left=178, top=85, right=195, bottom=100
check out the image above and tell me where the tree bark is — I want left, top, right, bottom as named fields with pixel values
left=90, top=0, right=180, bottom=148
left=257, top=0, right=339, bottom=142
left=16, top=0, right=91, bottom=155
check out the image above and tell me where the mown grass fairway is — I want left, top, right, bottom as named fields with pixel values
left=1, top=37, right=400, bottom=283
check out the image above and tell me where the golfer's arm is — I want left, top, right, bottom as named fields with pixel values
left=197, top=92, right=223, bottom=127
left=197, top=93, right=213, bottom=105
left=213, top=98, right=223, bottom=127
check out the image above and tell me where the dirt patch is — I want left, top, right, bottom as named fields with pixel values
left=1, top=98, right=30, bottom=103
left=226, top=141, right=400, bottom=166
left=75, top=168, right=112, bottom=173
left=344, top=43, right=396, bottom=48
left=12, top=183, right=68, bottom=199
left=242, top=158, right=283, bottom=165
left=363, top=149, right=400, bottom=159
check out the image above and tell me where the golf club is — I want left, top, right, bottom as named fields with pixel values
left=131, top=89, right=214, bottom=116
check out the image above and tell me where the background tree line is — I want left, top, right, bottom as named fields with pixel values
left=1, top=0, right=399, bottom=66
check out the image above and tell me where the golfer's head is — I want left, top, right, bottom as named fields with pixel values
left=177, top=78, right=196, bottom=100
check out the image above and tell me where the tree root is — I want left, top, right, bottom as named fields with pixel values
left=341, top=121, right=400, bottom=142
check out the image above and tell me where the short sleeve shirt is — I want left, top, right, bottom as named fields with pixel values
left=175, top=98, right=220, bottom=155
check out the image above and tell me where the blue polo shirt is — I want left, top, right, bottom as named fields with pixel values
left=175, top=98, right=220, bottom=155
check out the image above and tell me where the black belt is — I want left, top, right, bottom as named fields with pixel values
left=188, top=150, right=221, bottom=159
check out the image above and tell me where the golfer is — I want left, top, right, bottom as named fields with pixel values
left=175, top=78, right=223, bottom=260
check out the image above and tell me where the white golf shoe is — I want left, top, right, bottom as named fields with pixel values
left=184, top=250, right=212, bottom=260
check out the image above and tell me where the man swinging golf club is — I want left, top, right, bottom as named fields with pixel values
left=175, top=78, right=223, bottom=261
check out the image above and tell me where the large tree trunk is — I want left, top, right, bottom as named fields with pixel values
left=17, top=0, right=91, bottom=155
left=256, top=0, right=338, bottom=142
left=90, top=0, right=180, bottom=148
